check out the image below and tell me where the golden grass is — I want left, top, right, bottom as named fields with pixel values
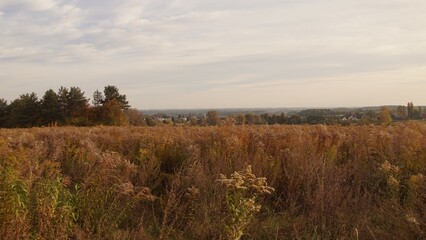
left=0, top=123, right=425, bottom=239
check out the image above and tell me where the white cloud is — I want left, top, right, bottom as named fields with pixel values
left=1, top=0, right=426, bottom=108
left=0, top=0, right=57, bottom=11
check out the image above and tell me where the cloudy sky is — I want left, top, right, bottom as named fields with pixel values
left=1, top=0, right=425, bottom=109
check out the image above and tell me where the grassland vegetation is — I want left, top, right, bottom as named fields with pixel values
left=0, top=123, right=425, bottom=239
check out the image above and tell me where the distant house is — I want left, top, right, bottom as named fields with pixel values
left=342, top=116, right=359, bottom=121
left=157, top=117, right=172, bottom=122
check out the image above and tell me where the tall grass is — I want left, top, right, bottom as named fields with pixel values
left=0, top=123, right=425, bottom=239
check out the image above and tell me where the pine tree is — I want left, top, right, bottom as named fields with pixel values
left=58, top=86, right=70, bottom=122
left=0, top=98, right=8, bottom=127
left=102, top=85, right=130, bottom=109
left=92, top=89, right=104, bottom=107
left=41, top=89, right=61, bottom=126
left=58, top=86, right=89, bottom=125
left=68, top=87, right=88, bottom=115
left=7, top=93, right=41, bottom=127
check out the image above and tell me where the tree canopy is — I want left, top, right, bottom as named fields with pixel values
left=0, top=85, right=132, bottom=128
left=102, top=85, right=130, bottom=109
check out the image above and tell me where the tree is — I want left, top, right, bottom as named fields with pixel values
left=57, top=86, right=89, bottom=125
left=92, top=89, right=104, bottom=107
left=361, top=110, right=377, bottom=125
left=41, top=89, right=61, bottom=126
left=260, top=113, right=270, bottom=125
left=99, top=100, right=128, bottom=126
left=68, top=87, right=89, bottom=116
left=396, top=105, right=406, bottom=119
left=7, top=93, right=41, bottom=127
left=125, top=108, right=145, bottom=126
left=68, top=87, right=90, bottom=125
left=245, top=113, right=256, bottom=125
left=287, top=115, right=302, bottom=125
left=365, top=110, right=377, bottom=119
left=235, top=114, right=245, bottom=125
left=379, top=107, right=392, bottom=124
left=206, top=111, right=219, bottom=126
left=413, top=106, right=422, bottom=119
left=245, top=113, right=263, bottom=125
left=103, top=85, right=130, bottom=109
left=1, top=85, right=134, bottom=127
left=188, top=116, right=198, bottom=126
left=307, top=115, right=326, bottom=125
left=145, top=116, right=156, bottom=126
left=0, top=99, right=8, bottom=127
left=407, top=102, right=414, bottom=119
left=58, top=87, right=70, bottom=122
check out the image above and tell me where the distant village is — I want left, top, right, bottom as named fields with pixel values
left=142, top=102, right=426, bottom=126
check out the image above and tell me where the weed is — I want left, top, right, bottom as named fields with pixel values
left=217, top=165, right=274, bottom=240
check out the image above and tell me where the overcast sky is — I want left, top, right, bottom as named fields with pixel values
left=1, top=0, right=425, bottom=109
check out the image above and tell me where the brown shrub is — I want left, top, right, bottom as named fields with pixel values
left=0, top=123, right=425, bottom=239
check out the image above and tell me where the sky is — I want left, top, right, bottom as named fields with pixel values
left=1, top=0, right=425, bottom=109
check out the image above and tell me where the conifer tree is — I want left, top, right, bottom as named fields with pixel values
left=0, top=98, right=8, bottom=127
left=92, top=89, right=104, bottom=107
left=7, top=93, right=41, bottom=127
left=103, top=85, right=130, bottom=109
left=41, top=89, right=61, bottom=126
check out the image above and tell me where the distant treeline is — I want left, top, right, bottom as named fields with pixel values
left=146, top=103, right=425, bottom=126
left=1, top=89, right=424, bottom=128
left=0, top=85, right=145, bottom=128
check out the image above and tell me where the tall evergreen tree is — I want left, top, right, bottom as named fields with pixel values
left=7, top=93, right=41, bottom=127
left=58, top=86, right=89, bottom=124
left=58, top=86, right=70, bottom=122
left=41, top=89, right=61, bottom=126
left=67, top=87, right=89, bottom=125
left=92, top=89, right=104, bottom=107
left=0, top=98, right=8, bottom=127
left=103, top=85, right=130, bottom=109
left=68, top=87, right=88, bottom=116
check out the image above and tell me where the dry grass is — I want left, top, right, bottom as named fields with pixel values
left=0, top=123, right=425, bottom=239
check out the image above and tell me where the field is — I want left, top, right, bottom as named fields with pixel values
left=1, top=123, right=425, bottom=239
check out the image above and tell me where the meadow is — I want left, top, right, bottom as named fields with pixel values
left=0, top=123, right=425, bottom=239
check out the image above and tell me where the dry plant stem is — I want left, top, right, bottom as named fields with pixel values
left=0, top=123, right=424, bottom=239
left=217, top=165, right=275, bottom=240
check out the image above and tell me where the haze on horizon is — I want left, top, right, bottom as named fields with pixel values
left=1, top=0, right=425, bottom=109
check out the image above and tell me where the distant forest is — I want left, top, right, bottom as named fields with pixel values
left=0, top=87, right=425, bottom=128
